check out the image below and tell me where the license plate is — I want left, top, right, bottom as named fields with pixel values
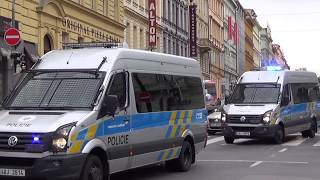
left=210, top=123, right=221, bottom=127
left=0, top=168, right=25, bottom=177
left=235, top=132, right=250, bottom=136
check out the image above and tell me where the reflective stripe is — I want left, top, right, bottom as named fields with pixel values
left=171, top=148, right=179, bottom=159
left=169, top=112, right=177, bottom=126
left=86, top=125, right=97, bottom=140
left=170, top=125, right=178, bottom=139
left=162, top=150, right=171, bottom=160
left=69, top=141, right=83, bottom=154
left=187, top=110, right=192, bottom=124
left=178, top=111, right=185, bottom=125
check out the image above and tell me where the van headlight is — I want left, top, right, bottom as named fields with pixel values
left=221, top=113, right=227, bottom=122
left=52, top=123, right=76, bottom=152
left=263, top=111, right=272, bottom=124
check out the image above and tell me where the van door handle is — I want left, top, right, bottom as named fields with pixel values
left=123, top=119, right=129, bottom=125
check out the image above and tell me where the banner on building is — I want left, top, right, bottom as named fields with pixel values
left=234, top=22, right=238, bottom=46
left=189, top=4, right=197, bottom=57
left=148, top=0, right=157, bottom=47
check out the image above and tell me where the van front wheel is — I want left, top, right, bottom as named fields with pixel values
left=81, top=155, right=104, bottom=180
left=166, top=141, right=193, bottom=172
left=224, top=136, right=234, bottom=144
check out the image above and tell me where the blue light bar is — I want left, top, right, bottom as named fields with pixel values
left=32, top=136, right=40, bottom=144
left=266, top=66, right=282, bottom=71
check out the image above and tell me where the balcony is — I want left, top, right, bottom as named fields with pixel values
left=198, top=38, right=213, bottom=52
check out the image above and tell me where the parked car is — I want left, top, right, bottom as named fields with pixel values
left=207, top=98, right=225, bottom=135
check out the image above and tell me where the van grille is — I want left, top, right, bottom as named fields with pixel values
left=0, top=132, right=51, bottom=152
left=227, top=115, right=262, bottom=124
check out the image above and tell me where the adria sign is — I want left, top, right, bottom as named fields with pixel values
left=148, top=0, right=156, bottom=47
left=189, top=5, right=197, bottom=57
left=4, top=28, right=21, bottom=46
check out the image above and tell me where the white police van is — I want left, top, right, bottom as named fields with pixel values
left=0, top=43, right=207, bottom=180
left=222, top=68, right=320, bottom=144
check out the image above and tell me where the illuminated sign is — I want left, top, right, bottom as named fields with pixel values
left=148, top=0, right=157, bottom=47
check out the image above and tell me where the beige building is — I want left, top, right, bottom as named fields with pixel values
left=253, top=18, right=262, bottom=68
left=208, top=0, right=224, bottom=98
left=0, top=0, right=125, bottom=56
left=193, top=0, right=210, bottom=80
left=124, top=0, right=163, bottom=52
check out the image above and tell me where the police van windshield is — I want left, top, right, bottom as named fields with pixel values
left=229, top=83, right=280, bottom=104
left=4, top=71, right=105, bottom=110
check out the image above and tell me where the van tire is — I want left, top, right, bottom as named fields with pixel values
left=302, top=120, right=317, bottom=138
left=224, top=136, right=234, bottom=144
left=166, top=141, right=193, bottom=172
left=81, top=155, right=104, bottom=180
left=273, top=125, right=284, bottom=144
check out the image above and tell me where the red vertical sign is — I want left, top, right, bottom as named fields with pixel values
left=189, top=5, right=197, bottom=57
left=149, top=0, right=157, bottom=47
left=234, top=22, right=238, bottom=46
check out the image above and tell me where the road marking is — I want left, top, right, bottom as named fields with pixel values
left=312, top=140, right=320, bottom=147
left=250, top=161, right=263, bottom=168
left=282, top=137, right=307, bottom=146
left=198, top=159, right=308, bottom=165
left=206, top=136, right=224, bottom=145
left=279, top=148, right=287, bottom=152
left=234, top=139, right=251, bottom=144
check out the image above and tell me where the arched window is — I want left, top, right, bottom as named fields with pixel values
left=44, top=34, right=52, bottom=54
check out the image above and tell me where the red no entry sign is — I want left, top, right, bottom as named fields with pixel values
left=4, top=28, right=21, bottom=46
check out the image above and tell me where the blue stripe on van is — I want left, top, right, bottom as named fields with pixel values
left=95, top=123, right=104, bottom=137
left=174, top=112, right=180, bottom=125
left=175, top=125, right=181, bottom=137
left=131, top=112, right=172, bottom=131
left=77, top=129, right=88, bottom=140
left=157, top=151, right=164, bottom=161
left=167, top=149, right=173, bottom=160
left=166, top=126, right=173, bottom=139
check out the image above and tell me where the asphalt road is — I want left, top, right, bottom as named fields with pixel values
left=111, top=133, right=320, bottom=180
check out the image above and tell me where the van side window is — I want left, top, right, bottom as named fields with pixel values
left=307, top=84, right=318, bottom=102
left=282, top=84, right=290, bottom=101
left=132, top=73, right=163, bottom=113
left=291, top=84, right=309, bottom=104
left=163, top=75, right=204, bottom=111
left=107, top=72, right=127, bottom=109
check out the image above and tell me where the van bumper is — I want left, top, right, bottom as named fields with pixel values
left=222, top=124, right=277, bottom=139
left=0, top=153, right=87, bottom=180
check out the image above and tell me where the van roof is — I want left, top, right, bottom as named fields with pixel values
left=240, top=70, right=318, bottom=84
left=37, top=48, right=200, bottom=72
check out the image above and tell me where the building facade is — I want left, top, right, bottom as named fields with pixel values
left=235, top=0, right=245, bottom=76
left=223, top=0, right=237, bottom=94
left=208, top=0, right=224, bottom=98
left=260, top=25, right=273, bottom=68
left=124, top=0, right=163, bottom=52
left=0, top=0, right=125, bottom=101
left=193, top=0, right=210, bottom=79
left=162, top=0, right=189, bottom=56
left=272, top=44, right=289, bottom=69
left=252, top=13, right=261, bottom=68
left=244, top=9, right=254, bottom=71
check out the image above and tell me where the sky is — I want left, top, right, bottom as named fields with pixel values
left=239, top=0, right=320, bottom=76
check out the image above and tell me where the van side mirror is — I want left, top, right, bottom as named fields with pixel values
left=225, top=96, right=229, bottom=105
left=281, top=95, right=289, bottom=107
left=97, top=95, right=119, bottom=119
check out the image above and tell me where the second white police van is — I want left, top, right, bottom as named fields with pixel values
left=222, top=68, right=320, bottom=144
left=0, top=43, right=207, bottom=180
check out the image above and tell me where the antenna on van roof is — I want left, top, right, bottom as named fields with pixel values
left=62, top=42, right=126, bottom=49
